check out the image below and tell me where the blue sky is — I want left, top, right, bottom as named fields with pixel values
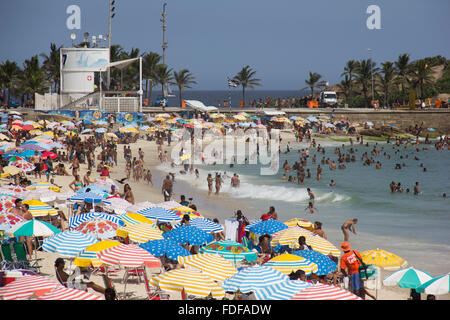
left=1, top=0, right=449, bottom=90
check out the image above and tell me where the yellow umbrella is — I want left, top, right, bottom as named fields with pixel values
left=119, top=127, right=139, bottom=134
left=297, top=235, right=341, bottom=257
left=22, top=199, right=58, bottom=217
left=149, top=268, right=225, bottom=299
left=361, top=248, right=408, bottom=270
left=1, top=166, right=22, bottom=177
left=41, top=131, right=54, bottom=137
left=155, top=117, right=166, bottom=122
left=116, top=223, right=163, bottom=243
left=264, top=253, right=319, bottom=275
left=270, top=226, right=314, bottom=247
left=171, top=206, right=203, bottom=219
left=284, top=218, right=314, bottom=230
left=106, top=132, right=118, bottom=140
left=177, top=253, right=238, bottom=282
left=26, top=181, right=60, bottom=192
left=74, top=240, right=122, bottom=267
left=29, top=129, right=43, bottom=136
left=119, top=213, right=154, bottom=226
left=0, top=133, right=9, bottom=141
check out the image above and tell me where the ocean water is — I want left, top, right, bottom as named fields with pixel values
left=162, top=90, right=306, bottom=108
left=155, top=139, right=450, bottom=276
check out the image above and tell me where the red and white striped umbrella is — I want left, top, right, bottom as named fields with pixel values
left=37, top=286, right=103, bottom=300
left=290, top=284, right=362, bottom=300
left=0, top=275, right=59, bottom=300
left=97, top=244, right=161, bottom=268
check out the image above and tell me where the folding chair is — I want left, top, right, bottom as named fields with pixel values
left=0, top=243, right=16, bottom=270
left=141, top=266, right=169, bottom=300
left=13, top=242, right=42, bottom=272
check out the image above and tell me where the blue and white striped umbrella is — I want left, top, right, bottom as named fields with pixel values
left=173, top=217, right=223, bottom=233
left=246, top=219, right=288, bottom=235
left=69, top=192, right=111, bottom=204
left=76, top=185, right=110, bottom=194
left=137, top=206, right=181, bottom=223
left=139, top=239, right=191, bottom=260
left=95, top=128, right=107, bottom=133
left=222, top=265, right=289, bottom=293
left=69, top=212, right=124, bottom=230
left=292, top=250, right=338, bottom=276
left=253, top=280, right=312, bottom=300
left=42, top=231, right=98, bottom=258
left=162, top=225, right=214, bottom=246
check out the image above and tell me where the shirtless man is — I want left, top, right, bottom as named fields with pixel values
left=414, top=182, right=421, bottom=195
left=207, top=174, right=213, bottom=196
left=231, top=174, right=240, bottom=188
left=215, top=174, right=222, bottom=195
left=162, top=175, right=173, bottom=201
left=312, top=221, right=327, bottom=239
left=83, top=171, right=92, bottom=186
left=341, top=218, right=358, bottom=241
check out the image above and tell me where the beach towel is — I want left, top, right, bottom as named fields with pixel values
left=225, top=219, right=239, bottom=242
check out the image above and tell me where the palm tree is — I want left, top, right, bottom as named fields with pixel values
left=142, top=52, right=161, bottom=105
left=355, top=59, right=377, bottom=108
left=337, top=74, right=352, bottom=100
left=173, top=69, right=197, bottom=108
left=301, top=72, right=327, bottom=99
left=109, top=44, right=124, bottom=88
left=0, top=60, right=20, bottom=108
left=233, top=65, right=261, bottom=107
left=154, top=64, right=174, bottom=99
left=40, top=43, right=61, bottom=93
left=19, top=55, right=48, bottom=107
left=377, top=61, right=396, bottom=107
left=341, top=60, right=358, bottom=101
left=410, top=59, right=435, bottom=99
left=394, top=53, right=411, bottom=105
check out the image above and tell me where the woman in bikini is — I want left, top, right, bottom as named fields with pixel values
left=69, top=174, right=83, bottom=192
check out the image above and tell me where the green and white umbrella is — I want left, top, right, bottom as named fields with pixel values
left=383, top=267, right=433, bottom=289
left=5, top=219, right=61, bottom=237
left=416, top=273, right=450, bottom=296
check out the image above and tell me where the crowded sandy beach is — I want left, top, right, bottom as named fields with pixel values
left=0, top=109, right=448, bottom=301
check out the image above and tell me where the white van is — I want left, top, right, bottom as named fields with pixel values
left=319, top=91, right=338, bottom=106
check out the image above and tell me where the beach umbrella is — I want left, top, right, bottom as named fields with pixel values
left=42, top=231, right=98, bottom=257
left=68, top=212, right=124, bottom=230
left=177, top=253, right=238, bottom=282
left=0, top=211, right=25, bottom=231
left=74, top=217, right=123, bottom=240
left=137, top=206, right=182, bottom=223
left=41, top=151, right=57, bottom=159
left=383, top=267, right=433, bottom=289
left=81, top=129, right=92, bottom=134
left=198, top=240, right=257, bottom=263
left=2, top=165, right=22, bottom=176
left=77, top=185, right=109, bottom=194
left=95, top=120, right=107, bottom=126
left=0, top=195, right=17, bottom=212
left=149, top=268, right=225, bottom=299
left=93, top=177, right=118, bottom=190
left=170, top=206, right=203, bottom=219
left=74, top=240, right=122, bottom=268
left=26, top=181, right=61, bottom=192
left=22, top=199, right=59, bottom=217
left=292, top=250, right=337, bottom=276
left=306, top=116, right=318, bottom=122
left=116, top=223, right=164, bottom=243
left=324, top=123, right=335, bottom=128
left=283, top=218, right=314, bottom=230
left=270, top=226, right=314, bottom=248
left=20, top=143, right=47, bottom=152
left=139, top=239, right=190, bottom=261
left=264, top=253, right=318, bottom=275
left=416, top=273, right=450, bottom=296
left=253, top=280, right=312, bottom=300
left=97, top=244, right=161, bottom=268
left=119, top=212, right=154, bottom=226
left=95, top=128, right=107, bottom=133
left=427, top=128, right=436, bottom=132
left=0, top=133, right=9, bottom=141
left=37, top=286, right=103, bottom=300
left=157, top=200, right=185, bottom=210
left=290, top=284, right=362, bottom=300
left=5, top=219, right=61, bottom=237
left=103, top=197, right=131, bottom=214
left=361, top=248, right=408, bottom=270
left=173, top=217, right=223, bottom=234
left=119, top=126, right=139, bottom=134
left=10, top=159, right=35, bottom=172
left=162, top=225, right=214, bottom=246
left=364, top=121, right=374, bottom=126
left=223, top=265, right=289, bottom=293
left=247, top=219, right=288, bottom=236
left=0, top=275, right=60, bottom=300
left=21, top=189, right=58, bottom=203
left=69, top=191, right=111, bottom=204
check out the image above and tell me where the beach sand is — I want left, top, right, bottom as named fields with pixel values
left=23, top=131, right=449, bottom=300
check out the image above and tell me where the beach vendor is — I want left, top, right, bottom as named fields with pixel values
left=339, top=242, right=366, bottom=299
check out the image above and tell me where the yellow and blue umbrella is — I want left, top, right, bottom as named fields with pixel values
left=74, top=240, right=122, bottom=267
left=149, top=268, right=225, bottom=299
left=177, top=253, right=238, bottom=282
left=119, top=212, right=154, bottom=226
left=26, top=181, right=61, bottom=192
left=264, top=253, right=318, bottom=275
left=23, top=199, right=59, bottom=217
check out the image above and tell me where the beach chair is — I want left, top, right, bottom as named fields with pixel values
left=0, top=243, right=17, bottom=270
left=12, top=242, right=42, bottom=272
left=141, top=266, right=169, bottom=300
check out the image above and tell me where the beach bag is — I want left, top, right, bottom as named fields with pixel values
left=353, top=250, right=369, bottom=280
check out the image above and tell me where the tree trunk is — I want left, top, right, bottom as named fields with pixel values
left=242, top=86, right=245, bottom=108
